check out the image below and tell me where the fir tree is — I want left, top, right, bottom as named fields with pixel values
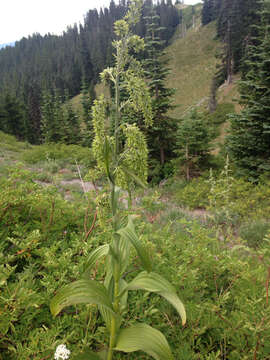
left=143, top=7, right=177, bottom=172
left=41, top=90, right=64, bottom=143
left=176, top=110, right=211, bottom=180
left=24, top=82, right=42, bottom=144
left=0, top=94, right=26, bottom=139
left=227, top=2, right=270, bottom=178
left=81, top=80, right=96, bottom=146
left=63, top=91, right=81, bottom=145
left=202, top=0, right=215, bottom=25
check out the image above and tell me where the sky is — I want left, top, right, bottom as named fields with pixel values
left=0, top=0, right=202, bottom=44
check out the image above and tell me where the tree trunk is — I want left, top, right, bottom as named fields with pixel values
left=209, top=77, right=217, bottom=113
left=185, top=144, right=190, bottom=181
left=160, top=146, right=165, bottom=166
left=226, top=19, right=233, bottom=84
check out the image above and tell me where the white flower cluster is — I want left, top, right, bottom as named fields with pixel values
left=54, top=344, right=71, bottom=360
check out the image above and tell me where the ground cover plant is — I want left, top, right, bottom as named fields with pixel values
left=1, top=162, right=270, bottom=359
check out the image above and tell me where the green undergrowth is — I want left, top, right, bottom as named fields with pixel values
left=174, top=175, right=270, bottom=217
left=0, top=131, right=30, bottom=152
left=22, top=142, right=94, bottom=166
left=0, top=168, right=270, bottom=360
left=1, top=165, right=270, bottom=359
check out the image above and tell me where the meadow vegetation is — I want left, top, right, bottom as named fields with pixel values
left=1, top=128, right=270, bottom=359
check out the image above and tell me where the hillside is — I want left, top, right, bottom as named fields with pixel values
left=167, top=21, right=219, bottom=117
left=70, top=20, right=237, bottom=122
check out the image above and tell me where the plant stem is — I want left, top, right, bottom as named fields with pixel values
left=107, top=279, right=120, bottom=360
left=266, top=266, right=270, bottom=306
left=107, top=317, right=116, bottom=360
left=128, top=188, right=132, bottom=210
left=115, top=70, right=120, bottom=157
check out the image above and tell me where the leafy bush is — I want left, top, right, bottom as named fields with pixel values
left=239, top=221, right=270, bottom=249
left=0, top=130, right=30, bottom=151
left=0, top=166, right=98, bottom=360
left=175, top=177, right=210, bottom=209
left=1, top=165, right=270, bottom=359
left=139, top=219, right=270, bottom=360
left=22, top=143, right=94, bottom=167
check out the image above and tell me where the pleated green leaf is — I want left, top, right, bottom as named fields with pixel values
left=99, top=278, right=127, bottom=331
left=114, top=323, right=174, bottom=360
left=123, top=271, right=186, bottom=325
left=83, top=245, right=110, bottom=275
left=111, top=185, right=121, bottom=221
left=117, top=216, right=152, bottom=272
left=118, top=231, right=131, bottom=275
left=50, top=279, right=115, bottom=317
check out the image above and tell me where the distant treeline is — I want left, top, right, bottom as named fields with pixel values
left=201, top=0, right=262, bottom=81
left=0, top=0, right=179, bottom=143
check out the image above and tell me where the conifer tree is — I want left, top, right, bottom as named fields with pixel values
left=25, top=83, right=42, bottom=144
left=176, top=110, right=211, bottom=180
left=0, top=94, right=26, bottom=139
left=202, top=0, right=215, bottom=25
left=143, top=7, right=177, bottom=172
left=41, top=90, right=64, bottom=143
left=81, top=80, right=96, bottom=146
left=63, top=91, right=81, bottom=144
left=227, top=1, right=270, bottom=178
left=216, top=0, right=261, bottom=81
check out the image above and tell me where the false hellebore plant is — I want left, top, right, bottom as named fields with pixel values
left=50, top=1, right=186, bottom=359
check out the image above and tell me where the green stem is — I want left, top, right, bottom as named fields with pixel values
left=83, top=305, right=92, bottom=344
left=107, top=279, right=120, bottom=360
left=128, top=188, right=132, bottom=210
left=115, top=72, right=120, bottom=157
left=107, top=317, right=116, bottom=360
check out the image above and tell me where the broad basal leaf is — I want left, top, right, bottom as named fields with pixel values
left=50, top=279, right=115, bottom=317
left=114, top=323, right=174, bottom=360
left=117, top=216, right=152, bottom=272
left=83, top=245, right=109, bottom=275
left=123, top=271, right=186, bottom=325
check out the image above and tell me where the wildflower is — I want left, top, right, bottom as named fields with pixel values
left=54, top=344, right=71, bottom=360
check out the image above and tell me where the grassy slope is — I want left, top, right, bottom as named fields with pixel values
left=166, top=21, right=219, bottom=118
left=67, top=5, right=241, bottom=155
left=69, top=5, right=239, bottom=122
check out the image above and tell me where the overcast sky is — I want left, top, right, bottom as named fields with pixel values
left=0, top=0, right=202, bottom=44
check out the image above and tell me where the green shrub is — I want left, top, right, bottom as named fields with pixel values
left=140, top=219, right=270, bottom=360
left=239, top=221, right=270, bottom=248
left=0, top=130, right=30, bottom=151
left=175, top=177, right=210, bottom=209
left=22, top=143, right=94, bottom=167
left=1, top=165, right=270, bottom=359
left=0, top=166, right=97, bottom=360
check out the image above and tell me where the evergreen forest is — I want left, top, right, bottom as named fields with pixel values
left=1, top=0, right=270, bottom=359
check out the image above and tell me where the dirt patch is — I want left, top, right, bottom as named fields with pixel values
left=60, top=179, right=97, bottom=192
